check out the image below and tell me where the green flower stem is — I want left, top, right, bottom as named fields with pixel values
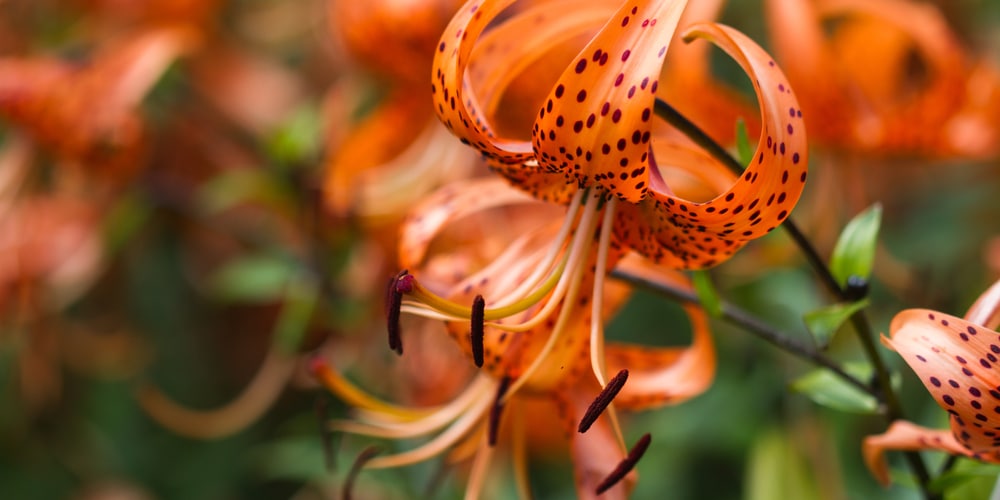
left=610, top=268, right=869, bottom=394
left=654, top=98, right=934, bottom=496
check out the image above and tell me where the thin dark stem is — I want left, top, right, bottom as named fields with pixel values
left=653, top=98, right=934, bottom=496
left=610, top=269, right=870, bottom=395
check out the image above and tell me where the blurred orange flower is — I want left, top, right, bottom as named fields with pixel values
left=766, top=0, right=1000, bottom=159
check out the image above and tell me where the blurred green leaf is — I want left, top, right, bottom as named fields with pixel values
left=274, top=278, right=318, bottom=354
left=735, top=118, right=753, bottom=166
left=103, top=193, right=152, bottom=253
left=209, top=254, right=295, bottom=303
left=930, top=460, right=1000, bottom=498
left=745, top=428, right=821, bottom=500
left=802, top=299, right=869, bottom=348
left=791, top=364, right=878, bottom=414
left=267, top=105, right=322, bottom=167
left=691, top=270, right=722, bottom=317
left=198, top=169, right=295, bottom=215
left=251, top=435, right=328, bottom=482
left=830, top=204, right=882, bottom=287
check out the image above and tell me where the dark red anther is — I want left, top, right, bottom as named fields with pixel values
left=594, top=433, right=652, bottom=495
left=342, top=445, right=382, bottom=500
left=471, top=295, right=486, bottom=367
left=578, top=369, right=629, bottom=433
left=488, top=376, right=512, bottom=447
left=386, top=270, right=409, bottom=355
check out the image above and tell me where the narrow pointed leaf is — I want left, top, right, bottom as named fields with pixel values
left=791, top=365, right=877, bottom=414
left=830, top=203, right=882, bottom=287
left=802, top=299, right=869, bottom=348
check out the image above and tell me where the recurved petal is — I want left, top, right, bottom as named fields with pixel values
left=660, top=0, right=760, bottom=146
left=886, top=309, right=1000, bottom=454
left=432, top=0, right=535, bottom=164
left=614, top=23, right=807, bottom=269
left=464, top=0, right=617, bottom=203
left=324, top=91, right=432, bottom=215
left=863, top=421, right=973, bottom=487
left=605, top=254, right=714, bottom=409
left=533, top=0, right=688, bottom=203
left=965, top=279, right=1000, bottom=330
left=398, top=177, right=554, bottom=270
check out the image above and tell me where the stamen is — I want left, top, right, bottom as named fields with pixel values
left=595, top=433, right=652, bottom=495
left=489, top=376, right=512, bottom=446
left=342, top=445, right=382, bottom=500
left=578, top=369, right=629, bottom=433
left=387, top=270, right=410, bottom=355
left=471, top=295, right=486, bottom=367
left=309, top=356, right=430, bottom=419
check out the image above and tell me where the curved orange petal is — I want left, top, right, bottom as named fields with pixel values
left=614, top=23, right=807, bottom=269
left=660, top=0, right=760, bottom=146
left=886, top=309, right=1000, bottom=454
left=605, top=253, right=714, bottom=409
left=965, top=279, right=1000, bottom=330
left=863, top=421, right=974, bottom=487
left=465, top=0, right=619, bottom=203
left=397, top=177, right=553, bottom=270
left=324, top=91, right=432, bottom=215
left=533, top=0, right=688, bottom=203
left=432, top=0, right=535, bottom=163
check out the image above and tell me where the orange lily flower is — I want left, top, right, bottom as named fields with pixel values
left=0, top=28, right=194, bottom=183
left=766, top=0, right=1000, bottom=158
left=864, top=279, right=1000, bottom=486
left=324, top=0, right=481, bottom=223
left=319, top=0, right=806, bottom=495
left=314, top=177, right=715, bottom=498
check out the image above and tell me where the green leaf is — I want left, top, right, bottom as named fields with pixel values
left=735, top=118, right=754, bottom=166
left=929, top=460, right=1000, bottom=498
left=198, top=169, right=294, bottom=215
left=691, top=270, right=722, bottom=317
left=208, top=254, right=295, bottom=303
left=267, top=104, right=322, bottom=168
left=802, top=299, right=869, bottom=348
left=273, top=278, right=318, bottom=355
left=830, top=204, right=882, bottom=287
left=791, top=363, right=878, bottom=414
left=746, top=428, right=821, bottom=500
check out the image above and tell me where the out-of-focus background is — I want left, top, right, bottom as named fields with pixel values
left=2, top=0, right=1000, bottom=498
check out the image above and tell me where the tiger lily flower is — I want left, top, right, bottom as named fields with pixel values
left=766, top=0, right=1000, bottom=159
left=315, top=177, right=715, bottom=498
left=404, top=0, right=804, bottom=384
left=321, top=0, right=806, bottom=495
left=864, top=279, right=1000, bottom=486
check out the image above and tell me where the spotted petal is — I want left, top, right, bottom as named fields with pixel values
left=432, top=0, right=535, bottom=163
left=613, top=23, right=807, bottom=269
left=885, top=309, right=1000, bottom=455
left=533, top=0, right=688, bottom=203
left=863, top=421, right=975, bottom=487
left=465, top=0, right=619, bottom=203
